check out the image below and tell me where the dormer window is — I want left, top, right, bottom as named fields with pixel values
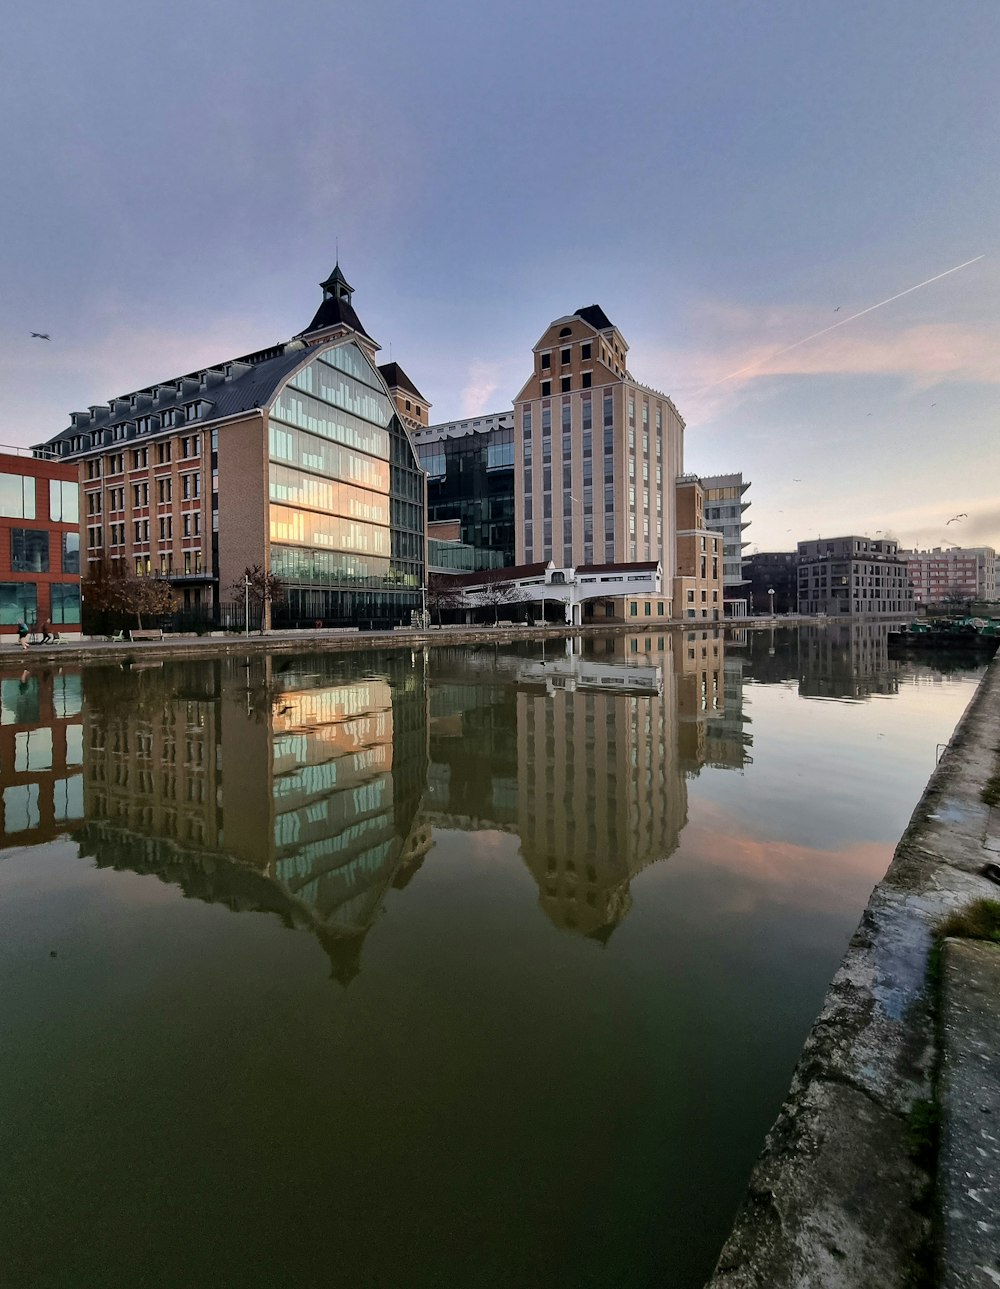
left=559, top=327, right=572, bottom=337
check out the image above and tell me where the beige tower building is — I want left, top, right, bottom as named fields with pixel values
left=513, top=306, right=685, bottom=607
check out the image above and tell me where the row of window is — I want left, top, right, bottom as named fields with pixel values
left=7, top=529, right=80, bottom=575
left=0, top=475, right=79, bottom=524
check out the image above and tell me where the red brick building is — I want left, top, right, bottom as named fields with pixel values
left=0, top=450, right=81, bottom=641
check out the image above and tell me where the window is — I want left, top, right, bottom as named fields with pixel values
left=561, top=348, right=571, bottom=364
left=50, top=583, right=80, bottom=624
left=86, top=492, right=101, bottom=515
left=581, top=372, right=592, bottom=389
left=86, top=459, right=101, bottom=480
left=581, top=343, right=591, bottom=360
left=629, top=602, right=638, bottom=616
left=158, top=477, right=172, bottom=503
left=0, top=582, right=37, bottom=624
left=0, top=473, right=36, bottom=520
left=540, top=353, right=551, bottom=369
left=540, top=380, right=551, bottom=396
left=62, top=532, right=80, bottom=574
left=560, top=377, right=571, bottom=392
left=156, top=442, right=172, bottom=464
left=11, top=529, right=49, bottom=573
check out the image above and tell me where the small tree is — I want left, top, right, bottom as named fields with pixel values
left=231, top=564, right=285, bottom=633
left=121, top=576, right=178, bottom=630
left=82, top=559, right=177, bottom=632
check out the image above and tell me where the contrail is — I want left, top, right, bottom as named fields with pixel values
left=713, top=253, right=986, bottom=386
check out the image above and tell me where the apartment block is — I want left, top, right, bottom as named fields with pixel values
left=901, top=546, right=997, bottom=605
left=700, top=472, right=751, bottom=613
left=797, top=536, right=914, bottom=616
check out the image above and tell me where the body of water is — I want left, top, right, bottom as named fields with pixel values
left=0, top=624, right=985, bottom=1287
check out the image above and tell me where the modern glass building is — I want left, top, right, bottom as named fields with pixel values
left=38, top=265, right=426, bottom=630
left=411, top=413, right=516, bottom=568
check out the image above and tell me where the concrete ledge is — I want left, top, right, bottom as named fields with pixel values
left=707, top=654, right=1000, bottom=1288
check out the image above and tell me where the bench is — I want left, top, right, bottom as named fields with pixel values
left=130, top=629, right=163, bottom=642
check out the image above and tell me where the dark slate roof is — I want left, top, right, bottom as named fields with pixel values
left=447, top=561, right=551, bottom=588
left=298, top=294, right=374, bottom=341
left=578, top=560, right=659, bottom=574
left=574, top=305, right=616, bottom=332
left=41, top=345, right=313, bottom=454
left=378, top=361, right=425, bottom=402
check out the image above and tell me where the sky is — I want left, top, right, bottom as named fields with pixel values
left=1, top=0, right=997, bottom=554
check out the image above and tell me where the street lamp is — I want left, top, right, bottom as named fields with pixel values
left=244, top=574, right=251, bottom=637
left=768, top=586, right=775, bottom=618
left=420, top=583, right=427, bottom=629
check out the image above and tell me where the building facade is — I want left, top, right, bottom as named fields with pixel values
left=38, top=265, right=425, bottom=630
left=700, top=472, right=751, bottom=614
left=797, top=536, right=914, bottom=616
left=513, top=306, right=685, bottom=610
left=901, top=546, right=997, bottom=605
left=411, top=412, right=516, bottom=568
left=0, top=449, right=82, bottom=640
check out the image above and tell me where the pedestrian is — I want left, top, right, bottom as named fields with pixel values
left=16, top=620, right=30, bottom=651
left=40, top=619, right=53, bottom=644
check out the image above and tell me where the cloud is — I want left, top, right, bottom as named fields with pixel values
left=459, top=360, right=501, bottom=418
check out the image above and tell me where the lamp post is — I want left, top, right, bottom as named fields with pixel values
left=768, top=586, right=775, bottom=618
left=244, top=574, right=251, bottom=637
left=420, top=583, right=427, bottom=629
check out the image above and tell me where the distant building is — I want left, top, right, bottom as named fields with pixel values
left=0, top=448, right=82, bottom=641
left=744, top=551, right=798, bottom=614
left=797, top=536, right=914, bottom=616
left=37, top=264, right=426, bottom=629
left=411, top=412, right=516, bottom=568
left=513, top=304, right=686, bottom=613
left=901, top=546, right=997, bottom=605
left=700, top=472, right=751, bottom=615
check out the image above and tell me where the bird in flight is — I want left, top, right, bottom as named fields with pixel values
left=792, top=477, right=802, bottom=482
left=946, top=513, right=968, bottom=525
left=30, top=332, right=51, bottom=340
left=833, top=306, right=840, bottom=312
left=930, top=402, right=937, bottom=407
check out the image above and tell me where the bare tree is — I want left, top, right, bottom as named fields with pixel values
left=475, top=578, right=522, bottom=625
left=231, top=564, right=285, bottom=632
left=425, top=574, right=463, bottom=626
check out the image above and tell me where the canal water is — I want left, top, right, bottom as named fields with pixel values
left=0, top=625, right=985, bottom=1288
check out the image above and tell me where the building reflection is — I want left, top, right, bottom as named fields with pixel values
left=0, top=665, right=84, bottom=844
left=75, top=653, right=430, bottom=983
left=796, top=621, right=903, bottom=700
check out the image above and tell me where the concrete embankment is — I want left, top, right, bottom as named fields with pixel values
left=706, top=654, right=1000, bottom=1289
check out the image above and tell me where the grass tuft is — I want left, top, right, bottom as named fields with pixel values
left=936, top=898, right=1000, bottom=944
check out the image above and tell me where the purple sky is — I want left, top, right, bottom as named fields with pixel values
left=2, top=0, right=997, bottom=553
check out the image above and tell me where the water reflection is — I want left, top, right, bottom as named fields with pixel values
left=2, top=623, right=974, bottom=971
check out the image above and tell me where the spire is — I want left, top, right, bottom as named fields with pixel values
left=320, top=262, right=353, bottom=304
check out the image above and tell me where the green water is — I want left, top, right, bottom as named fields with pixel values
left=0, top=626, right=984, bottom=1287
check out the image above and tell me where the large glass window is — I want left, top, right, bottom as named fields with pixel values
left=50, top=584, right=81, bottom=624
left=62, top=531, right=80, bottom=574
left=0, top=582, right=38, bottom=625
left=11, top=529, right=49, bottom=573
left=0, top=473, right=36, bottom=519
left=49, top=479, right=78, bottom=523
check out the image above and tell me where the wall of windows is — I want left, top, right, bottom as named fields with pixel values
left=11, top=529, right=49, bottom=573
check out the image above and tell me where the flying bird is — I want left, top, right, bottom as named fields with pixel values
left=30, top=332, right=51, bottom=340
left=833, top=306, right=840, bottom=312
left=930, top=402, right=937, bottom=407
left=946, top=513, right=968, bottom=525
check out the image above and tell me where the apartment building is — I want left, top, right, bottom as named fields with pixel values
left=797, top=536, right=914, bottom=616
left=513, top=305, right=685, bottom=613
left=700, top=472, right=751, bottom=614
left=901, top=546, right=997, bottom=605
left=37, top=264, right=426, bottom=629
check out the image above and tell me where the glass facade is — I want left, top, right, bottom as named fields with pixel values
left=267, top=342, right=424, bottom=627
left=414, top=423, right=515, bottom=567
left=11, top=529, right=49, bottom=573
left=50, top=583, right=81, bottom=623
left=49, top=479, right=78, bottom=523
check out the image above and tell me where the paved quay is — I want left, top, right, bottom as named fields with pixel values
left=707, top=653, right=1000, bottom=1289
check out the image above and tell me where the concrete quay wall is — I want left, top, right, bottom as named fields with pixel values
left=706, top=654, right=1000, bottom=1289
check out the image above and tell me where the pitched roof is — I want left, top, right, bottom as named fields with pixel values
left=446, top=561, right=551, bottom=588
left=298, top=294, right=374, bottom=342
left=574, top=304, right=616, bottom=332
left=378, top=361, right=425, bottom=402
